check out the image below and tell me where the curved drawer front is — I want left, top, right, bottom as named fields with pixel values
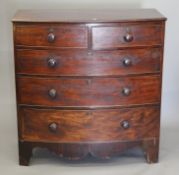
left=14, top=24, right=88, bottom=48
left=92, top=23, right=163, bottom=49
left=16, top=48, right=161, bottom=76
left=19, top=106, right=160, bottom=142
left=17, top=75, right=160, bottom=107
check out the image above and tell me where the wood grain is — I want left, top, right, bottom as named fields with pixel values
left=19, top=106, right=160, bottom=142
left=17, top=75, right=161, bottom=107
left=14, top=24, right=88, bottom=48
left=92, top=23, right=162, bottom=49
left=16, top=48, right=161, bottom=76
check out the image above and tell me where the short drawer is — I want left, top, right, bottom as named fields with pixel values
left=19, top=106, right=160, bottom=142
left=14, top=24, right=88, bottom=48
left=16, top=48, right=161, bottom=76
left=17, top=75, right=160, bottom=107
left=92, top=23, right=163, bottom=49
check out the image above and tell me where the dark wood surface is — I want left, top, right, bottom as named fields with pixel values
left=13, top=9, right=166, bottom=165
left=17, top=75, right=160, bottom=107
left=92, top=23, right=163, bottom=49
left=19, top=106, right=160, bottom=142
left=16, top=48, right=161, bottom=76
left=12, top=9, right=166, bottom=23
left=14, top=24, right=88, bottom=48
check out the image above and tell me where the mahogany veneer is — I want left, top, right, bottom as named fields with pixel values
left=13, top=9, right=166, bottom=165
left=19, top=106, right=160, bottom=142
left=16, top=48, right=161, bottom=76
left=17, top=75, right=160, bottom=107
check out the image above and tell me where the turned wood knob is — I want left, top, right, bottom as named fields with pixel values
left=122, top=87, right=131, bottom=96
left=47, top=33, right=56, bottom=43
left=121, top=120, right=130, bottom=129
left=48, top=89, right=57, bottom=98
left=124, top=33, right=133, bottom=42
left=47, top=58, right=57, bottom=68
left=49, top=122, right=58, bottom=132
left=123, top=58, right=132, bottom=67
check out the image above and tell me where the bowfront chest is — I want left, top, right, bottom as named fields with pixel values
left=13, top=9, right=166, bottom=165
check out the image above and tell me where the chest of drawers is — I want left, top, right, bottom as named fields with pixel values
left=13, top=9, right=166, bottom=165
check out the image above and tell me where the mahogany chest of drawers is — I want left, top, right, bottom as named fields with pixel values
left=13, top=9, right=166, bottom=165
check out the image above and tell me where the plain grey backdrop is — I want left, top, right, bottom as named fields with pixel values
left=0, top=0, right=179, bottom=174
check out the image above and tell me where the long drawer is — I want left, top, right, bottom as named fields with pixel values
left=19, top=106, right=160, bottom=142
left=17, top=75, right=161, bottom=107
left=16, top=48, right=161, bottom=76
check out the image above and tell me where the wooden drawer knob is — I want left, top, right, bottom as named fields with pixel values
left=123, top=58, right=132, bottom=67
left=124, top=33, right=133, bottom=42
left=121, top=120, right=130, bottom=129
left=48, top=89, right=57, bottom=98
left=47, top=33, right=56, bottom=43
left=122, top=87, right=131, bottom=96
left=49, top=122, right=58, bottom=132
left=47, top=58, right=57, bottom=68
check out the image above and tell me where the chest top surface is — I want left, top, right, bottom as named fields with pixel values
left=12, top=9, right=166, bottom=23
